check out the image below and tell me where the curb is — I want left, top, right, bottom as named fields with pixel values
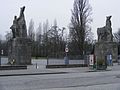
left=0, top=72, right=67, bottom=77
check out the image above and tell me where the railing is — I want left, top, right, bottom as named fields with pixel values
left=47, top=55, right=89, bottom=65
left=0, top=57, right=8, bottom=65
left=47, top=59, right=85, bottom=65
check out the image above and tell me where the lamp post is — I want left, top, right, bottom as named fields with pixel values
left=0, top=53, right=1, bottom=66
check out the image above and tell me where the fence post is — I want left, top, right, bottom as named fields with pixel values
left=0, top=55, right=1, bottom=66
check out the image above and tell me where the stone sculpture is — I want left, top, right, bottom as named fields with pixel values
left=10, top=6, right=27, bottom=38
left=8, top=6, right=31, bottom=65
left=10, top=16, right=18, bottom=38
left=97, top=16, right=113, bottom=42
left=95, top=16, right=118, bottom=66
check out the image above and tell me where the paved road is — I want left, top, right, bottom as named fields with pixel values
left=1, top=58, right=120, bottom=90
left=0, top=65, right=120, bottom=90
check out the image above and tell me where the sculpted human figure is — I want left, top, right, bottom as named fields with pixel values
left=10, top=6, right=27, bottom=38
left=10, top=16, right=18, bottom=38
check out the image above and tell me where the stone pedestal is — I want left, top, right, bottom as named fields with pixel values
left=95, top=42, right=118, bottom=62
left=8, top=37, right=32, bottom=65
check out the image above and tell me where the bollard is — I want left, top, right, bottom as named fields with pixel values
left=36, top=63, right=37, bottom=69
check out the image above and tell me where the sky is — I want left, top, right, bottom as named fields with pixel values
left=0, top=0, right=120, bottom=40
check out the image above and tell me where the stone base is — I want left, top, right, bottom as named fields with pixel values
left=8, top=37, right=32, bottom=65
left=97, top=65, right=107, bottom=70
left=46, top=64, right=88, bottom=68
left=0, top=65, right=27, bottom=70
left=95, top=42, right=118, bottom=62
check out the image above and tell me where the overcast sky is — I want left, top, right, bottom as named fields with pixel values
left=0, top=0, right=120, bottom=39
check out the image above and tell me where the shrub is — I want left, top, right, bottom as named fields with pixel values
left=97, top=59, right=104, bottom=66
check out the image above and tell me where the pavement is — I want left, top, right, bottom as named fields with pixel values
left=0, top=58, right=115, bottom=76
left=0, top=61, right=116, bottom=77
left=0, top=59, right=90, bottom=76
left=0, top=65, right=89, bottom=77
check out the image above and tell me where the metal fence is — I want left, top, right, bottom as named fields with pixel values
left=0, top=57, right=8, bottom=65
left=47, top=59, right=85, bottom=65
left=47, top=55, right=89, bottom=65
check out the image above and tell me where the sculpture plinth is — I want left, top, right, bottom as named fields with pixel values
left=95, top=42, right=118, bottom=62
left=8, top=6, right=32, bottom=65
left=8, top=38, right=31, bottom=65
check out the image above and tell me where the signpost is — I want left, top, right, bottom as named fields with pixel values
left=89, top=55, right=94, bottom=66
left=0, top=50, right=3, bottom=66
left=89, top=55, right=96, bottom=69
left=65, top=48, right=69, bottom=53
left=0, top=53, right=1, bottom=66
left=64, top=44, right=69, bottom=65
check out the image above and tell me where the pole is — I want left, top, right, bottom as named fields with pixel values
left=0, top=55, right=1, bottom=66
left=47, top=56, right=49, bottom=65
left=36, top=63, right=37, bottom=69
left=66, top=52, right=67, bottom=57
left=0, top=50, right=1, bottom=66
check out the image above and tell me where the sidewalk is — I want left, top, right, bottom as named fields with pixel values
left=0, top=63, right=89, bottom=76
left=0, top=63, right=119, bottom=77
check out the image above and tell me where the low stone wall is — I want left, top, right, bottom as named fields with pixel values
left=46, top=64, right=88, bottom=68
left=0, top=65, right=27, bottom=70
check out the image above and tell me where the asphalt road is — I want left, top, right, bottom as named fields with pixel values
left=1, top=66, right=120, bottom=90
left=1, top=58, right=120, bottom=90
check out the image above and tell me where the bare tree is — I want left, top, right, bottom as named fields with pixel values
left=35, top=23, right=42, bottom=57
left=5, top=31, right=12, bottom=41
left=28, top=19, right=35, bottom=41
left=69, top=0, right=92, bottom=55
left=46, top=19, right=66, bottom=57
left=42, top=20, right=49, bottom=45
left=28, top=19, right=35, bottom=57
left=36, top=23, right=42, bottom=43
left=42, top=20, right=50, bottom=57
left=114, top=28, right=120, bottom=54
left=114, top=28, right=120, bottom=42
